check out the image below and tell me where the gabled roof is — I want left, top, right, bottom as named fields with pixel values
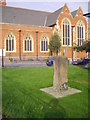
left=46, top=7, right=63, bottom=27
left=0, top=5, right=64, bottom=27
left=0, top=5, right=84, bottom=27
left=71, top=9, right=78, bottom=18
left=0, top=6, right=50, bottom=26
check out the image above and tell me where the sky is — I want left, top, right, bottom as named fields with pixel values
left=6, top=0, right=89, bottom=14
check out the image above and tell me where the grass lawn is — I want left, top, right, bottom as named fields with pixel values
left=2, top=65, right=88, bottom=118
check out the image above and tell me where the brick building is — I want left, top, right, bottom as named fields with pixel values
left=0, top=0, right=88, bottom=61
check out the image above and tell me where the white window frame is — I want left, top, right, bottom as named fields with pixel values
left=4, top=32, right=16, bottom=53
left=40, top=35, right=49, bottom=53
left=61, top=17, right=71, bottom=47
left=23, top=34, right=34, bottom=53
left=76, top=20, right=85, bottom=46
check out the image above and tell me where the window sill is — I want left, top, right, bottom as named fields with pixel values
left=40, top=51, right=49, bottom=53
left=62, top=45, right=72, bottom=47
left=6, top=51, right=16, bottom=53
left=23, top=51, right=34, bottom=53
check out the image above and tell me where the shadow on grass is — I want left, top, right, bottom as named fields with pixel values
left=43, top=98, right=66, bottom=119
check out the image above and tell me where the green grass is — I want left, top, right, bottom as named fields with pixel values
left=2, top=65, right=88, bottom=118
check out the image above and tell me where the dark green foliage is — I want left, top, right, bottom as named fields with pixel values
left=49, top=33, right=61, bottom=54
left=73, top=41, right=90, bottom=52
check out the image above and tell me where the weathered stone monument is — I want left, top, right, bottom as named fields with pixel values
left=53, top=56, right=68, bottom=92
left=40, top=56, right=81, bottom=98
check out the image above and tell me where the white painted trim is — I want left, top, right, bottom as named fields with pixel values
left=4, top=32, right=16, bottom=53
left=62, top=45, right=72, bottom=47
left=53, top=20, right=60, bottom=34
left=0, top=22, right=52, bottom=29
left=40, top=34, right=49, bottom=53
left=40, top=51, right=49, bottom=53
left=23, top=34, right=34, bottom=53
left=61, top=17, right=71, bottom=47
left=76, top=20, right=85, bottom=46
left=23, top=50, right=34, bottom=53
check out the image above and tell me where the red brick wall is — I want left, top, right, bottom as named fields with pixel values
left=56, top=4, right=87, bottom=59
left=1, top=4, right=87, bottom=60
left=1, top=24, right=52, bottom=60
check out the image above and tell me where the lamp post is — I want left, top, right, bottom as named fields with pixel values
left=71, top=25, right=75, bottom=63
left=18, top=30, right=22, bottom=61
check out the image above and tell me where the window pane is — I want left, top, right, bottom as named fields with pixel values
left=66, top=38, right=67, bottom=45
left=46, top=41, right=48, bottom=51
left=78, top=27, right=80, bottom=46
left=66, top=25, right=67, bottom=38
left=63, top=20, right=70, bottom=46
left=9, top=40, right=11, bottom=51
left=25, top=40, right=26, bottom=51
left=68, top=25, right=69, bottom=37
left=80, top=27, right=81, bottom=39
left=63, top=24, right=64, bottom=37
left=77, top=27, right=79, bottom=38
left=41, top=41, right=43, bottom=51
left=78, top=39, right=79, bottom=46
left=78, top=27, right=79, bottom=38
left=6, top=40, right=8, bottom=51
left=30, top=40, right=32, bottom=51
left=68, top=38, right=69, bottom=45
left=41, top=36, right=48, bottom=51
left=24, top=36, right=33, bottom=51
left=63, top=38, right=64, bottom=45
left=6, top=34, right=15, bottom=51
left=12, top=39, right=14, bottom=51
left=65, top=25, right=67, bottom=38
left=77, top=21, right=85, bottom=46
left=82, top=27, right=83, bottom=38
left=44, top=41, right=45, bottom=51
left=80, top=39, right=81, bottom=46
left=27, top=40, right=29, bottom=51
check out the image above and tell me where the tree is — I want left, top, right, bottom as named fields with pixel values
left=73, top=40, right=90, bottom=52
left=49, top=33, right=61, bottom=56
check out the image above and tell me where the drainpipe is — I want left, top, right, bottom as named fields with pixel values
left=2, top=49, right=4, bottom=67
left=36, top=31, right=38, bottom=60
left=18, top=30, right=22, bottom=61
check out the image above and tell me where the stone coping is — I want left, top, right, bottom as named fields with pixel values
left=40, top=87, right=81, bottom=98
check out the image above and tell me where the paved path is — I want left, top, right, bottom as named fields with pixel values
left=3, top=61, right=47, bottom=68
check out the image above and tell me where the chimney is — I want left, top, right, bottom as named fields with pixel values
left=0, top=0, right=6, bottom=6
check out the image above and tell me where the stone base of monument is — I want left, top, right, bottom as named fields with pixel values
left=0, top=115, right=2, bottom=120
left=40, top=87, right=81, bottom=98
left=40, top=56, right=81, bottom=98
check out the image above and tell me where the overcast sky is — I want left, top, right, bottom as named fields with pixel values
left=6, top=0, right=89, bottom=14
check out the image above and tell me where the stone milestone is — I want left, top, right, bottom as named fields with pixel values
left=53, top=56, right=68, bottom=92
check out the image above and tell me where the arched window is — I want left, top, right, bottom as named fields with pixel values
left=23, top=34, right=33, bottom=52
left=41, top=35, right=49, bottom=52
left=62, top=18, right=71, bottom=45
left=5, top=33, right=16, bottom=52
left=77, top=20, right=85, bottom=46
